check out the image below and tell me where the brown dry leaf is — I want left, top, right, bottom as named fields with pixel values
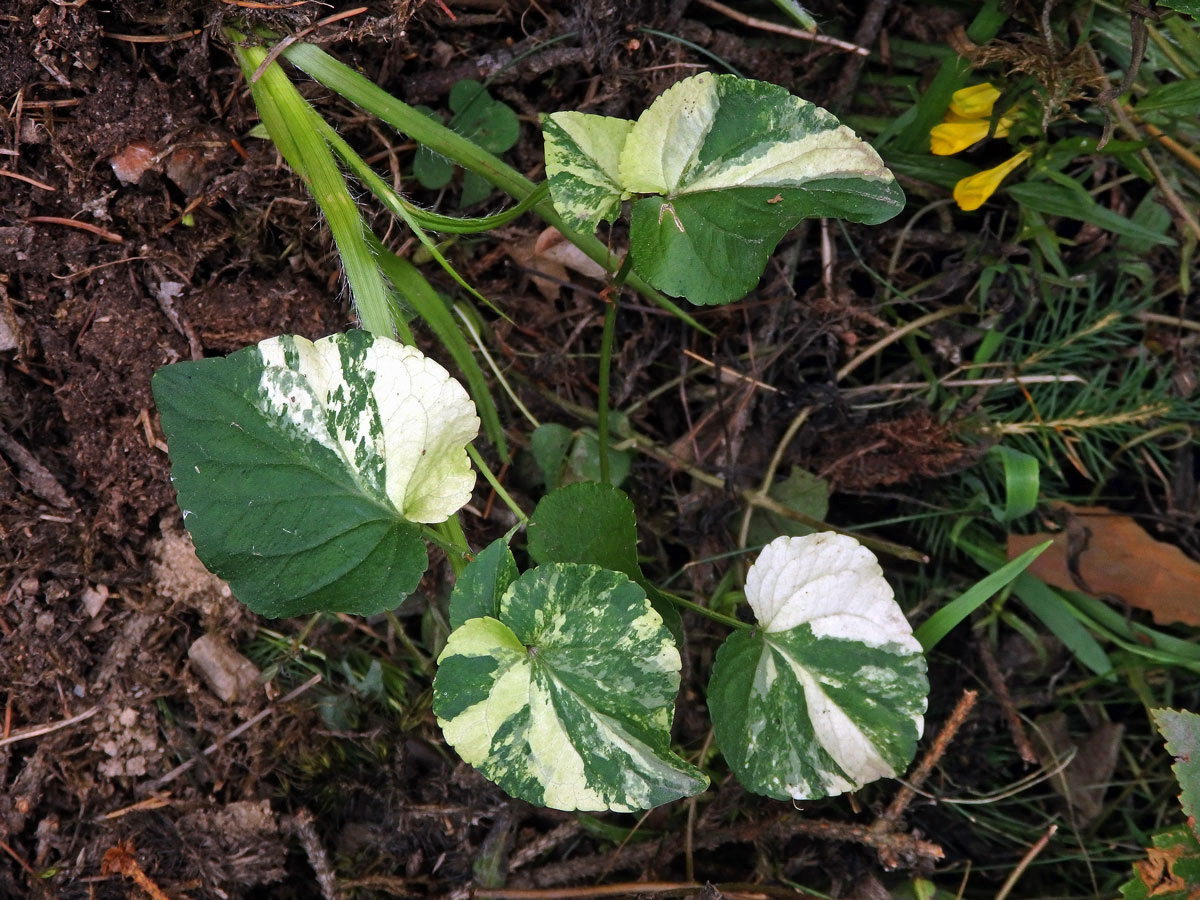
left=505, top=227, right=614, bottom=301
left=1008, top=502, right=1200, bottom=626
left=101, top=839, right=174, bottom=900
left=1031, top=711, right=1123, bottom=824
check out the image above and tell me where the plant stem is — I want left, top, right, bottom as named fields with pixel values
left=597, top=254, right=634, bottom=485
left=435, top=516, right=472, bottom=577
left=383, top=610, right=435, bottom=675
left=659, top=590, right=750, bottom=630
left=468, top=444, right=529, bottom=525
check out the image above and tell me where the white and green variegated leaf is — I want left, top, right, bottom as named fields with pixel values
left=152, top=330, right=479, bottom=618
left=434, top=563, right=707, bottom=811
left=543, top=112, right=634, bottom=233
left=619, top=73, right=905, bottom=305
left=708, top=534, right=928, bottom=800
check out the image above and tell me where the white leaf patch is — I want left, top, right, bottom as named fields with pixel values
left=618, top=72, right=895, bottom=199
left=746, top=533, right=921, bottom=650
left=257, top=334, right=479, bottom=523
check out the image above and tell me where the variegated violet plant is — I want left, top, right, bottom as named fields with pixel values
left=542, top=71, right=906, bottom=305
left=153, top=71, right=926, bottom=814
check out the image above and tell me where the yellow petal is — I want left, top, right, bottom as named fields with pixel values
left=953, top=151, right=1031, bottom=211
left=949, top=83, right=1002, bottom=119
left=929, top=119, right=991, bottom=155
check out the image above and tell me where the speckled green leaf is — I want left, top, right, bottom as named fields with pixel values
left=449, top=537, right=519, bottom=629
left=153, top=331, right=479, bottom=618
left=527, top=482, right=682, bottom=641
left=620, top=73, right=904, bottom=305
left=543, top=112, right=634, bottom=233
left=434, top=563, right=707, bottom=811
left=1153, top=708, right=1200, bottom=835
left=708, top=534, right=928, bottom=800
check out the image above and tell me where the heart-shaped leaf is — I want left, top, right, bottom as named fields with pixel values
left=708, top=534, right=927, bottom=800
left=434, top=563, right=707, bottom=811
left=153, top=330, right=479, bottom=618
left=619, top=73, right=904, bottom=304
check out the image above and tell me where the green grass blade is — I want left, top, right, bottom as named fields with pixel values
left=990, top=445, right=1040, bottom=523
left=953, top=528, right=1114, bottom=676
left=231, top=39, right=394, bottom=338
left=370, top=238, right=509, bottom=463
left=395, top=184, right=549, bottom=234
left=1012, top=573, right=1114, bottom=677
left=279, top=41, right=711, bottom=335
left=767, top=0, right=817, bottom=31
left=915, top=539, right=1052, bottom=651
left=310, top=114, right=509, bottom=321
left=1007, top=181, right=1177, bottom=247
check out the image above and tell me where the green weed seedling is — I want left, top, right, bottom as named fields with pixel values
left=414, top=79, right=519, bottom=207
left=154, top=69, right=928, bottom=812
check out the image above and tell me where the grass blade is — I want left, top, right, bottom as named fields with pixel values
left=231, top=39, right=395, bottom=338
left=952, top=528, right=1114, bottom=676
left=311, top=114, right=510, bottom=320
left=990, top=445, right=1039, bottom=523
left=915, top=539, right=1052, bottom=651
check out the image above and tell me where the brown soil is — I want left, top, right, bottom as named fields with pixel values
left=2, top=2, right=1188, bottom=900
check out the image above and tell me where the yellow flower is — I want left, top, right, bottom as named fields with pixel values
left=953, top=151, right=1031, bottom=211
left=949, top=83, right=1002, bottom=118
left=930, top=117, right=1013, bottom=155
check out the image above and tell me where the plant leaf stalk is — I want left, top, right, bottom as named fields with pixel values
left=597, top=253, right=635, bottom=485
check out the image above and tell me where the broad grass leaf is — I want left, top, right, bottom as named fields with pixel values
left=1008, top=503, right=1200, bottom=626
left=1136, top=78, right=1200, bottom=115
left=433, top=563, right=708, bottom=811
left=1157, top=1, right=1200, bottom=19
left=708, top=534, right=927, bottom=800
left=153, top=331, right=479, bottom=618
left=1007, top=182, right=1176, bottom=247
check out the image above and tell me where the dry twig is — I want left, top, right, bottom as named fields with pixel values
left=694, top=0, right=870, bottom=55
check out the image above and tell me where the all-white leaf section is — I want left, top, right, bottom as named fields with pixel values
left=745, top=533, right=920, bottom=652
